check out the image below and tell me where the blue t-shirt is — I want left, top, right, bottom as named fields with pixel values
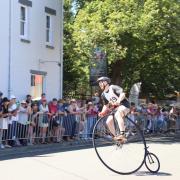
left=58, top=104, right=66, bottom=112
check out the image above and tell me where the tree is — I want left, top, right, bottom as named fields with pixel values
left=72, top=0, right=180, bottom=98
left=63, top=0, right=90, bottom=97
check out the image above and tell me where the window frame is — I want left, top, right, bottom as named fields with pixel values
left=45, top=14, right=54, bottom=46
left=30, top=74, right=45, bottom=99
left=20, top=5, right=29, bottom=40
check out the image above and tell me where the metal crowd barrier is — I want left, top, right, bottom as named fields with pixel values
left=0, top=113, right=99, bottom=146
left=128, top=114, right=180, bottom=134
left=0, top=113, right=179, bottom=147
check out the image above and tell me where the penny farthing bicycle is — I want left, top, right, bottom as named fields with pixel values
left=92, top=109, right=160, bottom=175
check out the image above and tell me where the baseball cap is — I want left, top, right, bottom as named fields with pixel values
left=10, top=95, right=16, bottom=99
left=88, top=102, right=93, bottom=105
left=21, top=100, right=27, bottom=104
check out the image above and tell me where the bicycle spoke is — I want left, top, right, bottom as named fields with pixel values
left=145, top=152, right=160, bottom=173
left=93, top=116, right=146, bottom=175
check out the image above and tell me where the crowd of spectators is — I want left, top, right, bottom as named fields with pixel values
left=0, top=91, right=100, bottom=149
left=0, top=90, right=180, bottom=149
left=127, top=101, right=180, bottom=134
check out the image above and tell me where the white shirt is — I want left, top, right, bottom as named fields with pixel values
left=18, top=106, right=29, bottom=125
left=8, top=103, right=19, bottom=124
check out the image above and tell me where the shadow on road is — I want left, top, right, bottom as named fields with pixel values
left=0, top=134, right=179, bottom=161
left=145, top=134, right=180, bottom=144
left=135, top=171, right=172, bottom=176
left=0, top=141, right=93, bottom=161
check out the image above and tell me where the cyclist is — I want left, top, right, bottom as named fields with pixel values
left=97, top=76, right=130, bottom=143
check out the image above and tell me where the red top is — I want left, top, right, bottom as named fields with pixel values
left=49, top=103, right=58, bottom=114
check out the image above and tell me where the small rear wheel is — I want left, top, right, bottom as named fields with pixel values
left=145, top=152, right=160, bottom=173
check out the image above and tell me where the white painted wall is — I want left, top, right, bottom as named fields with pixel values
left=0, top=0, right=62, bottom=101
left=0, top=1, right=10, bottom=97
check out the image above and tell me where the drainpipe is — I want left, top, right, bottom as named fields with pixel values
left=8, top=0, right=12, bottom=98
left=59, top=0, right=64, bottom=98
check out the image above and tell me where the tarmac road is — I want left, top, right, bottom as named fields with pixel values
left=0, top=135, right=180, bottom=180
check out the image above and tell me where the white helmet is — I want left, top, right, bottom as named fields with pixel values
left=97, top=77, right=111, bottom=84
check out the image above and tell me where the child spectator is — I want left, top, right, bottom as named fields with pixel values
left=28, top=103, right=39, bottom=145
left=39, top=99, right=50, bottom=144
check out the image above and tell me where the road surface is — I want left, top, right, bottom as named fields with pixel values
left=0, top=137, right=179, bottom=180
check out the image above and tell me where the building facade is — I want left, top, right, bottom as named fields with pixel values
left=0, top=0, right=63, bottom=101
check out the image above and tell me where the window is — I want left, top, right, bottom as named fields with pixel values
left=45, top=7, right=56, bottom=48
left=31, top=74, right=35, bottom=86
left=46, top=15, right=53, bottom=45
left=20, top=5, right=29, bottom=39
left=30, top=74, right=44, bottom=99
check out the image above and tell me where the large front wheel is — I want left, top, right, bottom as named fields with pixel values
left=92, top=116, right=147, bottom=175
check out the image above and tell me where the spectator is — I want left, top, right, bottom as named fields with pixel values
left=53, top=99, right=66, bottom=142
left=138, top=103, right=148, bottom=131
left=49, top=98, right=59, bottom=142
left=68, top=99, right=83, bottom=139
left=127, top=102, right=138, bottom=134
left=49, top=98, right=58, bottom=115
left=26, top=94, right=33, bottom=106
left=169, top=105, right=179, bottom=132
left=8, top=95, right=21, bottom=146
left=128, top=102, right=138, bottom=122
left=0, top=91, right=3, bottom=111
left=0, top=97, right=11, bottom=149
left=58, top=99, right=66, bottom=114
left=92, top=92, right=100, bottom=106
left=75, top=100, right=85, bottom=138
left=176, top=107, right=180, bottom=132
left=63, top=99, right=77, bottom=141
left=18, top=100, right=31, bottom=145
left=39, top=99, right=50, bottom=144
left=38, top=93, right=47, bottom=106
left=84, top=102, right=98, bottom=138
left=156, top=106, right=167, bottom=132
left=146, top=103, right=154, bottom=133
left=28, top=103, right=39, bottom=145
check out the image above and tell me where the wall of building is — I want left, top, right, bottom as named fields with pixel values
left=0, top=0, right=62, bottom=101
left=0, top=1, right=10, bottom=97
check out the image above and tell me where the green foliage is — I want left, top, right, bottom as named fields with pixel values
left=71, top=0, right=180, bottom=98
left=63, top=0, right=90, bottom=97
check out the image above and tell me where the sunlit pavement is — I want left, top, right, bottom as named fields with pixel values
left=0, top=135, right=180, bottom=180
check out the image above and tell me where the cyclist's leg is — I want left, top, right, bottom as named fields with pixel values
left=115, top=105, right=129, bottom=132
left=106, top=115, right=115, bottom=136
left=114, top=105, right=130, bottom=141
